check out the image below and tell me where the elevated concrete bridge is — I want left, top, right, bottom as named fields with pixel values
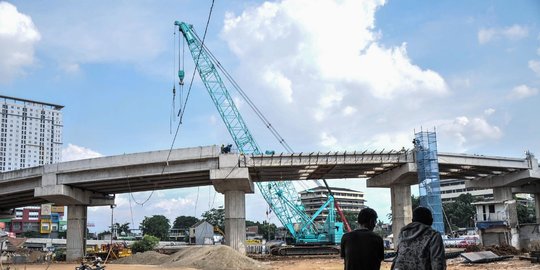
left=0, top=145, right=538, bottom=259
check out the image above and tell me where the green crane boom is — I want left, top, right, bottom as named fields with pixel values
left=174, top=21, right=344, bottom=248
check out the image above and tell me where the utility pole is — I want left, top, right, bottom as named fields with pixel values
left=110, top=204, right=116, bottom=247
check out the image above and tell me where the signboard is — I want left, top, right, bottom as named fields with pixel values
left=40, top=221, right=51, bottom=234
left=41, top=204, right=52, bottom=216
left=51, top=206, right=65, bottom=213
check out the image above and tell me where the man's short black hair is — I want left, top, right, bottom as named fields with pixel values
left=357, top=207, right=378, bottom=225
left=412, top=206, right=433, bottom=226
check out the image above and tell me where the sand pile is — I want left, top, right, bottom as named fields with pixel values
left=114, top=246, right=267, bottom=270
left=163, top=245, right=267, bottom=270
left=114, top=250, right=169, bottom=265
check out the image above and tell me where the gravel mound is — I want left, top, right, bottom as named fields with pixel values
left=114, top=251, right=170, bottom=265
left=163, top=245, right=267, bottom=270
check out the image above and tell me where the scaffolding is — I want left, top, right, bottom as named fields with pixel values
left=414, top=131, right=444, bottom=234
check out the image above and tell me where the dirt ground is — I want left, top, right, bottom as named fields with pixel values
left=3, top=257, right=538, bottom=270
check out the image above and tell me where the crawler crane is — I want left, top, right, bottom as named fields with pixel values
left=174, top=21, right=351, bottom=255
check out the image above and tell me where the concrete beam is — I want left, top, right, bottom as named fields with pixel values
left=367, top=163, right=417, bottom=187
left=465, top=168, right=540, bottom=188
left=211, top=168, right=254, bottom=193
left=438, top=153, right=531, bottom=169
left=211, top=155, right=254, bottom=194
left=511, top=183, right=540, bottom=194
left=35, top=184, right=114, bottom=206
left=49, top=145, right=220, bottom=173
left=0, top=177, right=40, bottom=196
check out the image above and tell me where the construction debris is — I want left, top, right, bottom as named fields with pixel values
left=485, top=244, right=520, bottom=256
left=460, top=251, right=513, bottom=263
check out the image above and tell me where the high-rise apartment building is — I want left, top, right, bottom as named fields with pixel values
left=0, top=95, right=63, bottom=172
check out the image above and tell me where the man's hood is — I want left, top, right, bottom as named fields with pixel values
left=399, top=222, right=432, bottom=242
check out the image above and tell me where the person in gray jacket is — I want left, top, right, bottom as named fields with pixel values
left=391, top=207, right=446, bottom=270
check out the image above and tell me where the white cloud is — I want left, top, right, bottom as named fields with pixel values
left=363, top=132, right=412, bottom=150
left=151, top=197, right=196, bottom=217
left=263, top=70, right=293, bottom=103
left=62, top=143, right=103, bottom=161
left=437, top=115, right=502, bottom=152
left=484, top=108, right=495, bottom=116
left=342, top=106, right=357, bottom=116
left=537, top=47, right=540, bottom=56
left=59, top=62, right=80, bottom=74
left=478, top=24, right=528, bottom=44
left=0, top=2, right=40, bottom=83
left=508, top=84, right=539, bottom=99
left=219, top=0, right=450, bottom=159
left=529, top=60, right=540, bottom=76
left=478, top=28, right=496, bottom=44
left=222, top=0, right=447, bottom=102
left=320, top=132, right=337, bottom=148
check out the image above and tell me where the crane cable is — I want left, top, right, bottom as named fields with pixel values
left=129, top=0, right=215, bottom=206
left=195, top=37, right=294, bottom=153
left=179, top=36, right=185, bottom=116
left=170, top=25, right=177, bottom=134
left=194, top=33, right=317, bottom=191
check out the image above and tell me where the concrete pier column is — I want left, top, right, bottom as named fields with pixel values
left=211, top=154, right=254, bottom=254
left=493, top=187, right=512, bottom=202
left=224, top=190, right=246, bottom=254
left=390, top=184, right=412, bottom=249
left=535, top=193, right=540, bottom=224
left=66, top=205, right=87, bottom=261
left=493, top=187, right=519, bottom=249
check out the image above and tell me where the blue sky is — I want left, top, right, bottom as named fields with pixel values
left=1, top=0, right=539, bottom=232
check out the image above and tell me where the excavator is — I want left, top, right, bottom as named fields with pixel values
left=174, top=21, right=351, bottom=255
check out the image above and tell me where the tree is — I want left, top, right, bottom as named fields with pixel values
left=202, top=207, right=225, bottom=231
left=442, top=193, right=476, bottom=232
left=140, top=215, right=170, bottom=240
left=130, top=235, right=159, bottom=254
left=259, top=221, right=278, bottom=240
left=244, top=220, right=279, bottom=240
left=517, top=203, right=536, bottom=224
left=173, top=216, right=199, bottom=229
left=115, top=222, right=131, bottom=236
left=338, top=211, right=359, bottom=229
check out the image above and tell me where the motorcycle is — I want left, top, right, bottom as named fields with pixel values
left=75, top=257, right=106, bottom=270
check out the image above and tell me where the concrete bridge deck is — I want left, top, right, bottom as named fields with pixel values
left=0, top=145, right=538, bottom=260
left=1, top=146, right=535, bottom=209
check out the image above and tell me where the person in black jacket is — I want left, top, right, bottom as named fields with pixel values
left=391, top=207, right=446, bottom=270
left=340, top=208, right=384, bottom=270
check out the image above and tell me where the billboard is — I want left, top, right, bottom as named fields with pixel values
left=41, top=204, right=52, bottom=216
